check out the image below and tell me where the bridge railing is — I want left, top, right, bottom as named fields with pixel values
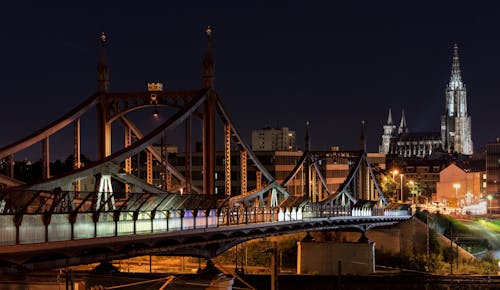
left=0, top=204, right=410, bottom=246
left=301, top=204, right=352, bottom=219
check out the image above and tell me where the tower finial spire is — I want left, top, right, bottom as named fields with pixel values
left=203, top=26, right=214, bottom=88
left=387, top=108, right=393, bottom=125
left=398, top=109, right=407, bottom=134
left=449, top=43, right=463, bottom=89
left=360, top=120, right=366, bottom=151
left=304, top=121, right=311, bottom=151
left=97, top=32, right=109, bottom=92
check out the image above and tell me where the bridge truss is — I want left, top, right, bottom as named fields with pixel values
left=0, top=28, right=407, bottom=273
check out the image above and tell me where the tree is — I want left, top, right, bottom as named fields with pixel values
left=375, top=169, right=399, bottom=202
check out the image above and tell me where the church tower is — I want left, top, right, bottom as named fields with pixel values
left=379, top=108, right=397, bottom=154
left=398, top=109, right=408, bottom=134
left=440, top=44, right=473, bottom=155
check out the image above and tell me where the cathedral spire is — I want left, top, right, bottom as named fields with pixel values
left=387, top=108, right=394, bottom=125
left=398, top=110, right=407, bottom=134
left=203, top=26, right=215, bottom=89
left=449, top=43, right=463, bottom=90
left=97, top=32, right=109, bottom=92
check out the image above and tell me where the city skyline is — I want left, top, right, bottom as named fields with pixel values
left=1, top=1, right=500, bottom=160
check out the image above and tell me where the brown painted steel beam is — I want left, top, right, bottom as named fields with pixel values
left=224, top=123, right=231, bottom=196
left=73, top=119, right=81, bottom=192
left=185, top=117, right=192, bottom=194
left=203, top=92, right=216, bottom=195
left=240, top=150, right=247, bottom=196
left=42, top=137, right=50, bottom=180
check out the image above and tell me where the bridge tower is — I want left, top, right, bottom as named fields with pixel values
left=96, top=32, right=111, bottom=160
left=203, top=26, right=216, bottom=195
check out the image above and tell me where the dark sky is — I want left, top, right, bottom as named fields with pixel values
left=1, top=1, right=500, bottom=161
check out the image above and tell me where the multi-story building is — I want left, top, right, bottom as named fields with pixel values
left=379, top=44, right=473, bottom=158
left=251, top=127, right=296, bottom=151
left=486, top=139, right=500, bottom=206
left=169, top=148, right=369, bottom=197
left=436, top=163, right=485, bottom=207
left=390, top=159, right=447, bottom=202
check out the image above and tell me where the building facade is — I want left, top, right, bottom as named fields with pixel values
left=486, top=139, right=500, bottom=206
left=435, top=163, right=485, bottom=207
left=251, top=127, right=296, bottom=151
left=379, top=44, right=473, bottom=158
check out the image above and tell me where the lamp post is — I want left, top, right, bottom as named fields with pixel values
left=487, top=194, right=493, bottom=217
left=400, top=174, right=404, bottom=202
left=453, top=183, right=461, bottom=207
left=452, top=183, right=460, bottom=199
left=392, top=169, right=399, bottom=181
left=409, top=180, right=415, bottom=204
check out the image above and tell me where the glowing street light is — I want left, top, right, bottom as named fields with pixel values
left=400, top=174, right=404, bottom=202
left=152, top=106, right=160, bottom=118
left=487, top=194, right=493, bottom=216
left=453, top=183, right=461, bottom=199
left=409, top=180, right=415, bottom=204
left=391, top=169, right=399, bottom=180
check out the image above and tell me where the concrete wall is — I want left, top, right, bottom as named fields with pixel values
left=297, top=241, right=375, bottom=275
left=332, top=218, right=427, bottom=255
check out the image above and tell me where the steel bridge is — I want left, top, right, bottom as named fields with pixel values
left=0, top=28, right=411, bottom=273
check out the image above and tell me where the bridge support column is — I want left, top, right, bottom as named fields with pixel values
left=133, top=211, right=139, bottom=235
left=166, top=210, right=170, bottom=231
left=192, top=210, right=197, bottom=229
left=146, top=152, right=153, bottom=185
left=255, top=170, right=261, bottom=190
left=97, top=99, right=111, bottom=160
left=42, top=137, right=50, bottom=180
left=124, top=126, right=132, bottom=196
left=185, top=117, right=192, bottom=194
left=42, top=212, right=52, bottom=243
left=160, top=134, right=168, bottom=190
left=14, top=214, right=23, bottom=245
left=151, top=210, right=156, bottom=233
left=73, top=119, right=81, bottom=193
left=69, top=212, right=76, bottom=240
left=180, top=210, right=184, bottom=230
left=203, top=92, right=216, bottom=195
left=7, top=155, right=14, bottom=179
left=240, top=150, right=247, bottom=195
left=224, top=123, right=231, bottom=196
left=264, top=241, right=279, bottom=290
left=114, top=211, right=120, bottom=236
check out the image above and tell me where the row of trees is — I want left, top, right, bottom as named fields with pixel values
left=0, top=154, right=93, bottom=184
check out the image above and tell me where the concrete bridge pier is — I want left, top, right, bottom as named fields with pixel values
left=297, top=233, right=376, bottom=276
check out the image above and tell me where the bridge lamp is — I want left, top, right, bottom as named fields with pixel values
left=152, top=106, right=160, bottom=118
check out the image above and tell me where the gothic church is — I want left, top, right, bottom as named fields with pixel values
left=379, top=44, right=473, bottom=158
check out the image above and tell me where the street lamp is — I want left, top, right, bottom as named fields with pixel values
left=487, top=194, right=493, bottom=216
left=409, top=180, right=415, bottom=204
left=400, top=174, right=404, bottom=202
left=452, top=183, right=461, bottom=199
left=392, top=169, right=399, bottom=180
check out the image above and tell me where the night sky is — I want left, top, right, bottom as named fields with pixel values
left=1, top=1, right=500, bottom=161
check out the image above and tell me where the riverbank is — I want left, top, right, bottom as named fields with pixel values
left=4, top=270, right=500, bottom=290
